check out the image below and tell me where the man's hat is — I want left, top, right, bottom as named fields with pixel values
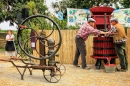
left=88, top=18, right=96, bottom=22
left=110, top=18, right=118, bottom=22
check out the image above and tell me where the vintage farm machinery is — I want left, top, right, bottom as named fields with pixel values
left=90, top=6, right=118, bottom=70
left=0, top=15, right=66, bottom=83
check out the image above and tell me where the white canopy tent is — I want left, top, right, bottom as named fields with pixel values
left=0, top=21, right=18, bottom=31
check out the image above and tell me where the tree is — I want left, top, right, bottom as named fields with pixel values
left=0, top=1, right=6, bottom=22
left=51, top=0, right=69, bottom=19
left=51, top=0, right=123, bottom=19
left=121, top=0, right=130, bottom=8
left=0, top=0, right=48, bottom=23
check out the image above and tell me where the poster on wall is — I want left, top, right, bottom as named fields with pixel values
left=112, top=8, right=130, bottom=27
left=67, top=8, right=90, bottom=27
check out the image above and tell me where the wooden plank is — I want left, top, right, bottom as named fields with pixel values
left=70, top=30, right=75, bottom=64
left=86, top=36, right=95, bottom=64
left=67, top=30, right=70, bottom=64
left=68, top=30, right=71, bottom=64
left=60, top=30, right=64, bottom=63
left=127, top=28, right=130, bottom=64
left=62, top=30, right=66, bottom=63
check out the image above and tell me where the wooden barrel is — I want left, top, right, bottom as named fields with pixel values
left=92, top=37, right=117, bottom=59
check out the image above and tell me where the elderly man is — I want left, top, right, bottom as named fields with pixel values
left=109, top=18, right=128, bottom=72
left=73, top=18, right=109, bottom=69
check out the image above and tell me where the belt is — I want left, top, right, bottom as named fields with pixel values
left=114, top=42, right=126, bottom=44
left=114, top=40, right=126, bottom=44
left=76, top=35, right=83, bottom=40
left=76, top=35, right=81, bottom=38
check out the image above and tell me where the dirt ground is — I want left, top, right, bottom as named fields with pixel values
left=0, top=53, right=130, bottom=86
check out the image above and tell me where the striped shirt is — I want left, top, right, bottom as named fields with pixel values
left=77, top=23, right=100, bottom=41
left=109, top=26, right=127, bottom=43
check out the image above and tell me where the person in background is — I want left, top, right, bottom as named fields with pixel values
left=73, top=18, right=109, bottom=69
left=5, top=30, right=16, bottom=60
left=108, top=18, right=128, bottom=72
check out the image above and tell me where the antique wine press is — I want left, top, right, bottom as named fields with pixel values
left=16, top=15, right=66, bottom=83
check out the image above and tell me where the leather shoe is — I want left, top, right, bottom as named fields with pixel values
left=82, top=66, right=91, bottom=70
left=116, top=68, right=120, bottom=71
left=117, top=68, right=128, bottom=72
left=74, top=65, right=80, bottom=67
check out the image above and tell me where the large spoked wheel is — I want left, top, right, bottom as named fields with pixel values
left=44, top=70, right=61, bottom=83
left=17, top=15, right=62, bottom=60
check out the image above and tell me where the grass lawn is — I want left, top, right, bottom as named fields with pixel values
left=0, top=48, right=5, bottom=53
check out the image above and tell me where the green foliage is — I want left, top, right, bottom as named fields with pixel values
left=0, top=0, right=47, bottom=22
left=0, top=2, right=5, bottom=22
left=68, top=25, right=80, bottom=30
left=0, top=0, right=27, bottom=22
left=121, top=0, right=130, bottom=8
left=48, top=15, right=79, bottom=30
left=51, top=17, right=67, bottom=30
left=35, top=1, right=48, bottom=15
left=0, top=0, right=49, bottom=59
left=26, top=1, right=36, bottom=15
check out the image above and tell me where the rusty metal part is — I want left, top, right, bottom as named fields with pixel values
left=31, top=65, right=55, bottom=71
left=0, top=58, right=61, bottom=83
left=0, top=15, right=63, bottom=83
left=17, top=15, right=62, bottom=60
left=0, top=59, right=9, bottom=62
left=44, top=69, right=61, bottom=83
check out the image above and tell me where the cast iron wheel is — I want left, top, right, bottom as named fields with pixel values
left=44, top=70, right=61, bottom=83
left=17, top=15, right=62, bottom=60
left=56, top=64, right=66, bottom=75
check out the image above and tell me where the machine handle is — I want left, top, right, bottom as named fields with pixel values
left=19, top=24, right=27, bottom=29
left=55, top=54, right=59, bottom=57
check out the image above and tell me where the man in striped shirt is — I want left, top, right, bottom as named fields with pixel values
left=73, top=18, right=109, bottom=69
left=109, top=18, right=128, bottom=72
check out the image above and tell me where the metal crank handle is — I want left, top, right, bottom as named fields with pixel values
left=19, top=24, right=27, bottom=29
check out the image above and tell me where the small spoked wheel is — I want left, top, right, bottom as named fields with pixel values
left=44, top=70, right=61, bottom=83
left=56, top=64, right=66, bottom=75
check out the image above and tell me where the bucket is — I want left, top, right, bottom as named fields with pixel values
left=104, top=64, right=116, bottom=73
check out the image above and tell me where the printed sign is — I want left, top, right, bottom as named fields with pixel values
left=67, top=8, right=130, bottom=27
left=58, top=11, right=63, bottom=20
left=112, top=8, right=130, bottom=27
left=67, top=8, right=90, bottom=27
